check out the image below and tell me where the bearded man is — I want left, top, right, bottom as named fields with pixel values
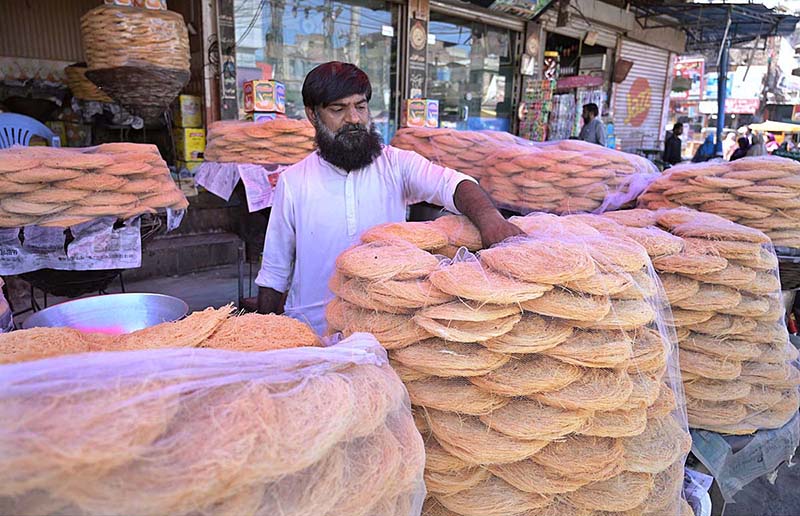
left=256, top=61, right=522, bottom=334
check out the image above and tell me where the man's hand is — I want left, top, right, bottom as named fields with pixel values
left=453, top=180, right=525, bottom=248
left=258, top=287, right=285, bottom=314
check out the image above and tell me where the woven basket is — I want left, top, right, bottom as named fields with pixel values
left=64, top=63, right=113, bottom=103
left=81, top=5, right=190, bottom=71
left=85, top=66, right=190, bottom=122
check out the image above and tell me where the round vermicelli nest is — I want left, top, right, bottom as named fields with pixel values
left=648, top=385, right=678, bottom=420
left=329, top=273, right=413, bottom=314
left=564, top=271, right=636, bottom=296
left=540, top=330, right=633, bottom=368
left=405, top=377, right=508, bottom=416
left=531, top=435, right=625, bottom=482
left=578, top=406, right=648, bottom=438
left=687, top=397, right=748, bottom=427
left=325, top=298, right=430, bottom=348
left=412, top=313, right=521, bottom=343
left=718, top=295, right=771, bottom=318
left=426, top=410, right=548, bottom=465
left=629, top=329, right=669, bottom=374
left=687, top=314, right=757, bottom=336
left=686, top=265, right=757, bottom=289
left=335, top=241, right=440, bottom=281
left=565, top=471, right=655, bottom=512
left=479, top=399, right=590, bottom=441
left=622, top=415, right=692, bottom=474
left=660, top=274, right=700, bottom=304
left=416, top=301, right=521, bottom=322
left=435, top=475, right=553, bottom=516
left=469, top=355, right=583, bottom=396
left=479, top=238, right=596, bottom=285
left=481, top=315, right=573, bottom=354
left=489, top=459, right=591, bottom=495
left=365, top=278, right=455, bottom=309
left=428, top=260, right=551, bottom=304
left=201, top=313, right=320, bottom=351
left=430, top=215, right=483, bottom=251
left=679, top=349, right=742, bottom=380
left=521, top=288, right=611, bottom=322
left=739, top=361, right=800, bottom=388
left=360, top=221, right=449, bottom=250
left=587, top=237, right=651, bottom=273
left=668, top=308, right=715, bottom=327
left=641, top=460, right=685, bottom=513
left=672, top=284, right=742, bottom=312
left=574, top=299, right=655, bottom=331
left=624, top=371, right=663, bottom=409
left=680, top=333, right=761, bottom=362
left=531, top=367, right=634, bottom=412
left=424, top=467, right=490, bottom=496
left=683, top=378, right=752, bottom=402
left=425, top=438, right=470, bottom=474
left=390, top=339, right=510, bottom=378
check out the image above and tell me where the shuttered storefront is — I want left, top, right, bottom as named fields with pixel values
left=613, top=39, right=672, bottom=153
left=539, top=9, right=619, bottom=50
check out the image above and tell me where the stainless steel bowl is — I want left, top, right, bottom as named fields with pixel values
left=22, top=293, right=189, bottom=334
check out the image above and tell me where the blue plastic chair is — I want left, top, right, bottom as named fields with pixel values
left=0, top=113, right=61, bottom=149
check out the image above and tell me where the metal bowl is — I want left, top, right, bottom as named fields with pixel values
left=22, top=293, right=188, bottom=335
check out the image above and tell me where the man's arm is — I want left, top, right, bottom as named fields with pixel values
left=255, top=176, right=296, bottom=313
left=453, top=180, right=524, bottom=248
left=596, top=122, right=607, bottom=147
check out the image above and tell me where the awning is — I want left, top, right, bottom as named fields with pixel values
left=749, top=121, right=800, bottom=134
left=633, top=2, right=800, bottom=51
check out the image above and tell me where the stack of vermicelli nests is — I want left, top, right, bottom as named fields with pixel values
left=0, top=143, right=187, bottom=228
left=0, top=311, right=424, bottom=515
left=591, top=208, right=800, bottom=435
left=327, top=213, right=693, bottom=516
left=205, top=119, right=316, bottom=165
left=390, top=128, right=657, bottom=215
left=638, top=156, right=800, bottom=248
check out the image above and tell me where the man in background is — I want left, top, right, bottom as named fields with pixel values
left=663, top=122, right=683, bottom=166
left=578, top=103, right=606, bottom=146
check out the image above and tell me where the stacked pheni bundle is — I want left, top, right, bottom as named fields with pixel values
left=327, top=213, right=693, bottom=516
left=638, top=156, right=800, bottom=248
left=0, top=143, right=188, bottom=228
left=590, top=208, right=800, bottom=434
left=204, top=119, right=316, bottom=165
left=390, top=128, right=657, bottom=215
left=0, top=310, right=425, bottom=516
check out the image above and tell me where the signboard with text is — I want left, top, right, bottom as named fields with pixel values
left=672, top=57, right=704, bottom=100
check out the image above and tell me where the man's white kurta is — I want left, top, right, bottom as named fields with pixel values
left=255, top=145, right=476, bottom=335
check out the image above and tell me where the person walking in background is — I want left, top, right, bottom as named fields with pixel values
left=766, top=133, right=779, bottom=153
left=730, top=137, right=751, bottom=161
left=663, top=122, right=683, bottom=165
left=747, top=134, right=767, bottom=157
left=722, top=132, right=737, bottom=160
left=692, top=135, right=716, bottom=163
left=578, top=103, right=606, bottom=146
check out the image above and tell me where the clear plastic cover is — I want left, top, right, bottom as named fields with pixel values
left=390, top=127, right=659, bottom=215
left=0, top=143, right=186, bottom=228
left=0, top=333, right=425, bottom=516
left=81, top=5, right=190, bottom=71
left=638, top=156, right=800, bottom=249
left=327, top=214, right=691, bottom=516
left=598, top=207, right=800, bottom=435
left=205, top=119, right=316, bottom=165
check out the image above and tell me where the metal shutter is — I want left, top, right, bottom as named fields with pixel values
left=539, top=9, right=619, bottom=49
left=613, top=39, right=671, bottom=153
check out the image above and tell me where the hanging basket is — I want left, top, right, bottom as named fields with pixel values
left=64, top=63, right=113, bottom=103
left=81, top=4, right=190, bottom=71
left=85, top=66, right=190, bottom=122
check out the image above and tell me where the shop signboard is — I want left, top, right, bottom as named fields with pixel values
left=489, top=0, right=555, bottom=20
left=408, top=17, right=428, bottom=98
left=671, top=56, right=704, bottom=100
left=625, top=77, right=652, bottom=127
left=699, top=98, right=760, bottom=115
left=556, top=75, right=604, bottom=90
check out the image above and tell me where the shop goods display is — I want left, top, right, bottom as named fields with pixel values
left=0, top=311, right=424, bottom=516
left=327, top=214, right=692, bottom=516
left=64, top=63, right=113, bottom=103
left=638, top=156, right=800, bottom=248
left=80, top=4, right=191, bottom=120
left=592, top=208, right=800, bottom=434
left=390, top=128, right=658, bottom=215
left=0, top=144, right=188, bottom=228
left=204, top=119, right=316, bottom=165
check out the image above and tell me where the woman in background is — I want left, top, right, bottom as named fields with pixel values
left=730, top=137, right=751, bottom=161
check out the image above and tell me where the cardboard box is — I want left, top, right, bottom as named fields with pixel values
left=244, top=112, right=288, bottom=122
left=401, top=98, right=439, bottom=128
left=173, top=128, right=205, bottom=161
left=243, top=80, right=286, bottom=113
left=173, top=94, right=202, bottom=128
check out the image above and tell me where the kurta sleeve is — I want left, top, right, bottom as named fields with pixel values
left=255, top=174, right=296, bottom=292
left=596, top=122, right=607, bottom=147
left=395, top=148, right=477, bottom=214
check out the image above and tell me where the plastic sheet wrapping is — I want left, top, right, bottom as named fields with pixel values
left=0, top=332, right=425, bottom=516
left=0, top=144, right=187, bottom=228
left=690, top=411, right=800, bottom=503
left=205, top=119, right=316, bottom=165
left=596, top=207, right=800, bottom=435
left=326, top=213, right=691, bottom=516
left=390, top=128, right=659, bottom=215
left=638, top=156, right=800, bottom=248
left=80, top=5, right=190, bottom=71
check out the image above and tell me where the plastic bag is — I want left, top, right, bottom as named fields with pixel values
left=205, top=119, right=315, bottom=165
left=597, top=207, right=800, bottom=435
left=0, top=332, right=425, bottom=516
left=327, top=213, right=691, bottom=516
left=638, top=156, right=800, bottom=249
left=390, top=127, right=659, bottom=215
left=0, top=144, right=186, bottom=229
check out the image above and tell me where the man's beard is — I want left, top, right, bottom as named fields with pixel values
left=313, top=118, right=383, bottom=172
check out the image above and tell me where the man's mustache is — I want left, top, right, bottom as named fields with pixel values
left=337, top=123, right=368, bottom=136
